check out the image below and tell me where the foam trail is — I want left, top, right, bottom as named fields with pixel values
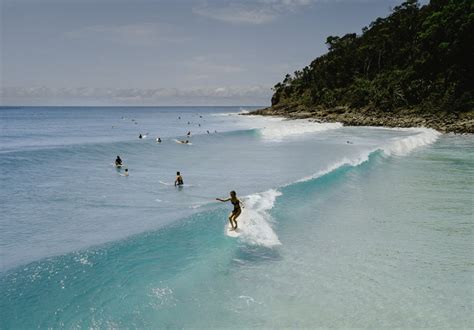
left=292, top=127, right=440, bottom=185
left=258, top=120, right=343, bottom=141
left=226, top=189, right=282, bottom=247
left=380, top=127, right=441, bottom=156
left=294, top=152, right=372, bottom=184
left=237, top=115, right=343, bottom=141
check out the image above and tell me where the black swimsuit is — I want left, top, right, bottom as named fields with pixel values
left=231, top=199, right=241, bottom=213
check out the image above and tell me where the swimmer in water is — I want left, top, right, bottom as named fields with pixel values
left=123, top=168, right=129, bottom=176
left=174, top=171, right=184, bottom=186
left=115, top=155, right=122, bottom=166
left=216, top=191, right=243, bottom=230
left=139, top=134, right=143, bottom=139
left=156, top=137, right=162, bottom=143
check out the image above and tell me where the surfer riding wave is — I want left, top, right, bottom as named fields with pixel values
left=217, top=190, right=243, bottom=231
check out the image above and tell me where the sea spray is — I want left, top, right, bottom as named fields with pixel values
left=380, top=127, right=441, bottom=156
left=291, top=127, right=441, bottom=185
left=257, top=120, right=343, bottom=141
left=213, top=112, right=343, bottom=141
left=227, top=189, right=282, bottom=247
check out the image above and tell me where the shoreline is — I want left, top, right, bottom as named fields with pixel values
left=247, top=105, right=474, bottom=134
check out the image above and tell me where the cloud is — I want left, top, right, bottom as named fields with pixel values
left=193, top=5, right=277, bottom=25
left=193, top=0, right=315, bottom=25
left=1, top=85, right=272, bottom=104
left=184, top=56, right=246, bottom=76
left=64, top=22, right=186, bottom=46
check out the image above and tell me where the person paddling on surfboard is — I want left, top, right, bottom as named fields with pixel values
left=216, top=191, right=243, bottom=231
left=115, top=155, right=122, bottom=167
left=175, top=171, right=184, bottom=186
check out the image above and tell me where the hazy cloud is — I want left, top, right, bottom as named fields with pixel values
left=193, top=0, right=315, bottom=25
left=64, top=22, right=186, bottom=46
left=193, top=5, right=277, bottom=25
left=2, top=85, right=271, bottom=104
left=184, top=56, right=246, bottom=76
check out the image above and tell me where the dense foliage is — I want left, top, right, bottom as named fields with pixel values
left=271, top=0, right=473, bottom=113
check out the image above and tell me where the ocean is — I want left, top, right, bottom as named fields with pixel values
left=0, top=106, right=472, bottom=328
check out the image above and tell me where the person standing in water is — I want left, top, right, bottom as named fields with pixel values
left=175, top=171, right=184, bottom=186
left=115, top=155, right=122, bottom=167
left=216, top=191, right=243, bottom=231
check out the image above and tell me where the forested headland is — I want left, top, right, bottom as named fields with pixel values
left=252, top=0, right=473, bottom=133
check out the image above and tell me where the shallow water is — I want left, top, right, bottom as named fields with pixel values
left=1, top=106, right=472, bottom=328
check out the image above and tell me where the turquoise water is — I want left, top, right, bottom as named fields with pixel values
left=1, top=107, right=473, bottom=328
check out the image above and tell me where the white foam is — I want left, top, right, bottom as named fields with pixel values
left=259, top=120, right=343, bottom=141
left=227, top=189, right=282, bottom=247
left=293, top=152, right=372, bottom=185
left=291, top=127, right=441, bottom=185
left=380, top=127, right=441, bottom=156
left=236, top=115, right=342, bottom=142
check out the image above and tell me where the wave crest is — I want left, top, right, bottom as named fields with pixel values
left=381, top=127, right=441, bottom=156
left=229, top=189, right=282, bottom=247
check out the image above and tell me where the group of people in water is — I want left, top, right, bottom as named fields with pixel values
left=114, top=114, right=243, bottom=231
left=114, top=156, right=242, bottom=230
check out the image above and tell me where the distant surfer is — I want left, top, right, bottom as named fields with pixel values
left=187, top=131, right=191, bottom=136
left=115, top=155, right=122, bottom=167
left=121, top=168, right=129, bottom=177
left=216, top=191, right=243, bottom=231
left=175, top=171, right=184, bottom=186
left=139, top=134, right=143, bottom=139
left=156, top=137, right=162, bottom=143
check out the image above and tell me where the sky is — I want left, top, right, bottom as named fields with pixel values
left=0, top=0, right=422, bottom=106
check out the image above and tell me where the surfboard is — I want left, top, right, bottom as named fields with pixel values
left=226, top=225, right=241, bottom=237
left=173, top=139, right=193, bottom=145
left=159, top=180, right=173, bottom=186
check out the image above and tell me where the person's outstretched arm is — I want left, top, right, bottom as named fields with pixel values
left=216, top=198, right=230, bottom=202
